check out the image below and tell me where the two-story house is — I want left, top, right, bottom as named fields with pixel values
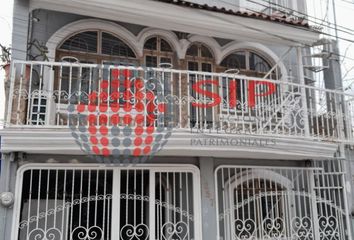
left=1, top=0, right=354, bottom=239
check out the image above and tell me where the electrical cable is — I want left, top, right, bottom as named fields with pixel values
left=247, top=0, right=354, bottom=37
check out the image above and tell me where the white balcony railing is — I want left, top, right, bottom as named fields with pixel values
left=4, top=60, right=354, bottom=144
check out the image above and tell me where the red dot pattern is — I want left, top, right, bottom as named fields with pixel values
left=75, top=68, right=164, bottom=158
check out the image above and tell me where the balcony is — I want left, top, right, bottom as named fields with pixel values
left=1, top=60, right=353, bottom=158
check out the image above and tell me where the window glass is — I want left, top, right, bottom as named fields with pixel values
left=201, top=45, right=213, bottom=58
left=220, top=52, right=246, bottom=69
left=60, top=57, right=97, bottom=104
left=249, top=52, right=271, bottom=72
left=144, top=37, right=158, bottom=51
left=160, top=57, right=172, bottom=64
left=144, top=37, right=174, bottom=68
left=101, top=32, right=136, bottom=58
left=202, top=63, right=212, bottom=72
left=220, top=51, right=275, bottom=112
left=60, top=31, right=98, bottom=53
left=186, top=44, right=198, bottom=57
left=145, top=56, right=158, bottom=68
left=160, top=39, right=173, bottom=52
left=188, top=61, right=199, bottom=71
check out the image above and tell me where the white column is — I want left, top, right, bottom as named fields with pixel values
left=199, top=157, right=216, bottom=240
left=0, top=153, right=17, bottom=240
left=297, top=47, right=310, bottom=138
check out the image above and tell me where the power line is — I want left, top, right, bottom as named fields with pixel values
left=249, top=0, right=354, bottom=38
left=246, top=0, right=354, bottom=37
left=266, top=0, right=354, bottom=32
left=243, top=0, right=354, bottom=45
left=195, top=7, right=354, bottom=64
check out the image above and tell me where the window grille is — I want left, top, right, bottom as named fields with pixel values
left=14, top=165, right=201, bottom=240
left=215, top=161, right=352, bottom=240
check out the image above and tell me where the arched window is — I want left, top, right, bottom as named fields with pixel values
left=186, top=43, right=214, bottom=72
left=186, top=43, right=215, bottom=128
left=55, top=31, right=138, bottom=107
left=59, top=31, right=98, bottom=53
left=57, top=30, right=137, bottom=65
left=143, top=36, right=174, bottom=68
left=220, top=50, right=277, bottom=79
left=219, top=50, right=279, bottom=113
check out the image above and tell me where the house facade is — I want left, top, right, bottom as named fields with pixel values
left=1, top=0, right=354, bottom=240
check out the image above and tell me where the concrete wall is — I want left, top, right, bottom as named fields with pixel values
left=11, top=0, right=29, bottom=60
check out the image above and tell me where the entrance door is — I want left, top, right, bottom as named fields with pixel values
left=215, top=162, right=351, bottom=240
left=14, top=165, right=201, bottom=240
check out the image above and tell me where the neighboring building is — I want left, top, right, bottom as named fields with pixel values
left=1, top=0, right=354, bottom=240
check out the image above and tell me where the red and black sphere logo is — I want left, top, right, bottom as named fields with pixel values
left=68, top=66, right=174, bottom=165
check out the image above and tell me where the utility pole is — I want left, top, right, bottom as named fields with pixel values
left=332, top=0, right=339, bottom=41
left=327, top=0, right=354, bottom=228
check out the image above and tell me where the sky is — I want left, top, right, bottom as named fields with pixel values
left=0, top=0, right=353, bottom=126
left=307, top=0, right=354, bottom=92
left=331, top=0, right=354, bottom=91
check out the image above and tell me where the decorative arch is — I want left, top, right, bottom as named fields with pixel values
left=46, top=19, right=139, bottom=61
left=137, top=28, right=182, bottom=59
left=181, top=35, right=221, bottom=61
left=219, top=41, right=288, bottom=80
left=223, top=168, right=294, bottom=240
left=46, top=20, right=287, bottom=80
left=229, top=169, right=294, bottom=190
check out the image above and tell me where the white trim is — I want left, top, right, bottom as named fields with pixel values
left=137, top=28, right=183, bottom=59
left=46, top=19, right=140, bottom=61
left=0, top=128, right=339, bottom=160
left=16, top=163, right=201, bottom=174
left=226, top=168, right=294, bottom=190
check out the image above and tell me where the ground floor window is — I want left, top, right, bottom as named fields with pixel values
left=15, top=165, right=201, bottom=240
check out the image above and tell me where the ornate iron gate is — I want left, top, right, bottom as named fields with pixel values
left=215, top=161, right=352, bottom=240
left=13, top=165, right=202, bottom=240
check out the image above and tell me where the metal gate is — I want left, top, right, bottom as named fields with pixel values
left=13, top=165, right=202, bottom=240
left=215, top=161, right=352, bottom=240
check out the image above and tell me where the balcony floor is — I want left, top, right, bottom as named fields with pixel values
left=0, top=127, right=338, bottom=160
